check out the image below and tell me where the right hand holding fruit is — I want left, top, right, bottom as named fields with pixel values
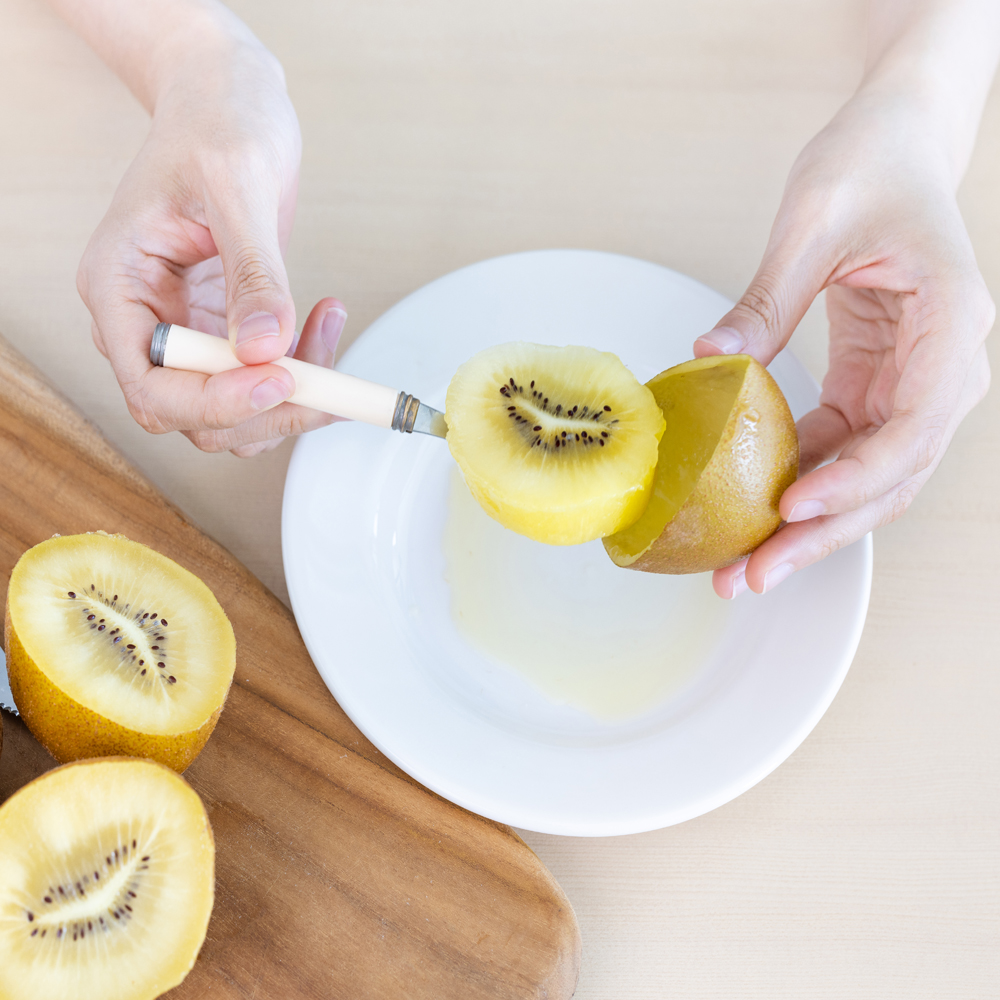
left=696, top=89, right=994, bottom=598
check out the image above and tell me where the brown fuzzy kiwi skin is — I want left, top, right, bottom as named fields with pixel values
left=4, top=598, right=225, bottom=773
left=606, top=356, right=799, bottom=574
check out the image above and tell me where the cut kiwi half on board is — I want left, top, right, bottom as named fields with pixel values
left=0, top=756, right=214, bottom=1000
left=4, top=532, right=236, bottom=772
left=603, top=354, right=799, bottom=573
left=446, top=342, right=666, bottom=545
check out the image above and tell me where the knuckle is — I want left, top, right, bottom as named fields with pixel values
left=973, top=286, right=996, bottom=339
left=974, top=354, right=991, bottom=404
left=886, top=480, right=921, bottom=524
left=187, top=429, right=230, bottom=453
left=737, top=281, right=783, bottom=335
left=270, top=406, right=334, bottom=439
left=910, top=419, right=946, bottom=476
left=814, top=522, right=854, bottom=563
left=226, top=247, right=278, bottom=302
left=124, top=387, right=166, bottom=435
left=199, top=394, right=239, bottom=432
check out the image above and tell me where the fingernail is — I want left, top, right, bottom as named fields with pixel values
left=730, top=569, right=748, bottom=599
left=237, top=312, right=281, bottom=346
left=787, top=499, right=826, bottom=523
left=250, top=377, right=291, bottom=411
left=761, top=562, right=795, bottom=594
left=695, top=326, right=744, bottom=355
left=321, top=306, right=347, bottom=355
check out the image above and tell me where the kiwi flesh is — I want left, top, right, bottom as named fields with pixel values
left=5, top=532, right=235, bottom=772
left=0, top=756, right=214, bottom=1000
left=446, top=342, right=666, bottom=545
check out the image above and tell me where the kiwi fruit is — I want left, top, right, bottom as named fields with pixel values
left=0, top=756, right=214, bottom=1000
left=603, top=354, right=799, bottom=573
left=446, top=342, right=666, bottom=545
left=4, top=532, right=235, bottom=772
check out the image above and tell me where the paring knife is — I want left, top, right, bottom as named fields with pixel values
left=150, top=323, right=448, bottom=438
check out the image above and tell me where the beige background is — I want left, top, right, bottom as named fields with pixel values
left=1, top=0, right=998, bottom=996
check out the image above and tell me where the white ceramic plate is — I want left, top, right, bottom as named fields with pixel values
left=282, top=250, right=872, bottom=836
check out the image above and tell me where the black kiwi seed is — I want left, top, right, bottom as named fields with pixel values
left=67, top=592, right=75, bottom=598
left=500, top=377, right=619, bottom=453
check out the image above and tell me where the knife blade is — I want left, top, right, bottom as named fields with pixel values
left=0, top=647, right=19, bottom=716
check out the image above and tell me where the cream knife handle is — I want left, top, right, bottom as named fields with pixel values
left=151, top=323, right=401, bottom=428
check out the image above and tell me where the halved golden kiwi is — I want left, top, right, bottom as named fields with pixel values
left=603, top=354, right=799, bottom=573
left=4, top=532, right=235, bottom=771
left=0, top=757, right=214, bottom=1000
left=446, top=342, right=666, bottom=545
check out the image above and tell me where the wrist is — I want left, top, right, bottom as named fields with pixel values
left=144, top=8, right=284, bottom=114
left=857, top=4, right=1000, bottom=187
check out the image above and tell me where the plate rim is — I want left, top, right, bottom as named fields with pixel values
left=282, top=248, right=873, bottom=836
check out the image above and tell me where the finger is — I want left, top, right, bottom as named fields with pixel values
left=208, top=183, right=297, bottom=367
left=90, top=320, right=109, bottom=359
left=694, top=240, right=828, bottom=365
left=794, top=404, right=853, bottom=475
left=229, top=438, right=285, bottom=459
left=291, top=297, right=347, bottom=366
left=780, top=333, right=983, bottom=522
left=711, top=558, right=749, bottom=599
left=741, top=474, right=926, bottom=594
left=134, top=363, right=297, bottom=434
left=182, top=399, right=335, bottom=453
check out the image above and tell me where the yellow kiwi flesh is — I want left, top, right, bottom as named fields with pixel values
left=446, top=342, right=666, bottom=545
left=4, top=532, right=235, bottom=772
left=603, top=355, right=798, bottom=573
left=0, top=757, right=214, bottom=1000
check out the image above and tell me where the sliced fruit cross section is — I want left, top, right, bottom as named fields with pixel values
left=445, top=342, right=666, bottom=545
left=0, top=757, right=214, bottom=1000
left=4, top=532, right=235, bottom=771
left=603, top=354, right=799, bottom=573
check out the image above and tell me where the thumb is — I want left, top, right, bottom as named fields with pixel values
left=210, top=192, right=297, bottom=366
left=694, top=246, right=825, bottom=366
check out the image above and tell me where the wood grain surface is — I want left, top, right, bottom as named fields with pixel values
left=0, top=332, right=581, bottom=1000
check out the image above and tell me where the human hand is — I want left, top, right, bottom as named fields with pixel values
left=694, top=90, right=994, bottom=598
left=76, top=20, right=345, bottom=457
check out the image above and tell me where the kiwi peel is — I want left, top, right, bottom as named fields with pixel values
left=5, top=623, right=221, bottom=771
left=603, top=354, right=799, bottom=573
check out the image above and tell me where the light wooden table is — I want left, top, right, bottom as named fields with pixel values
left=2, top=1, right=997, bottom=996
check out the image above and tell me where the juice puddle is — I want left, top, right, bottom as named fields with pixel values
left=442, top=469, right=727, bottom=721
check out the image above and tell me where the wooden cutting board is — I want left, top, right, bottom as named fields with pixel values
left=0, top=334, right=581, bottom=999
